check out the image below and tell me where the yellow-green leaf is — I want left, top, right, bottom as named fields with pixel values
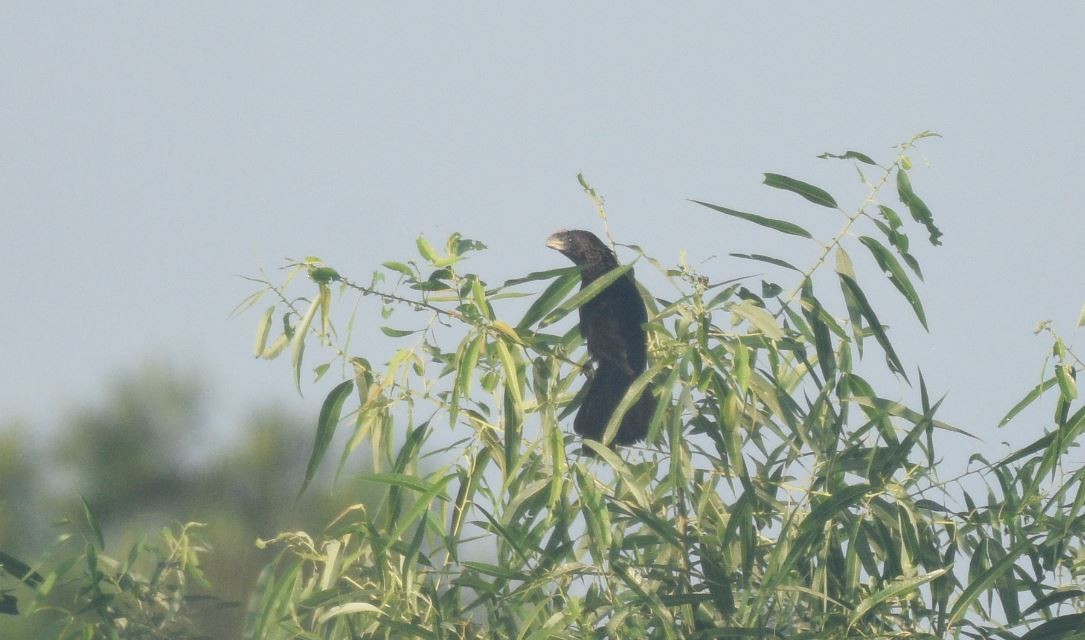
left=252, top=305, right=275, bottom=357
left=291, top=294, right=322, bottom=394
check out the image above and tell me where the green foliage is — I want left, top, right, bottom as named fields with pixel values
left=0, top=366, right=359, bottom=638
left=12, top=132, right=1084, bottom=638
left=230, top=131, right=1085, bottom=638
left=1, top=516, right=213, bottom=638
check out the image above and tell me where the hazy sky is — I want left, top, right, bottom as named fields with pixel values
left=3, top=4, right=1083, bottom=458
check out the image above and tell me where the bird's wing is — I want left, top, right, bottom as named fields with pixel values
left=581, top=299, right=637, bottom=376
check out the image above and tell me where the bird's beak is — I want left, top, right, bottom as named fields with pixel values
left=545, top=233, right=566, bottom=251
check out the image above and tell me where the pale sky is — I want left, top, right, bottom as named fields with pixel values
left=3, top=4, right=1083, bottom=459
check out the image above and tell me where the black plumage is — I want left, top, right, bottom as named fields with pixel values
left=545, top=229, right=655, bottom=448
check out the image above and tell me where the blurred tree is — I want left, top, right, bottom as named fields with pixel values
left=2, top=364, right=370, bottom=639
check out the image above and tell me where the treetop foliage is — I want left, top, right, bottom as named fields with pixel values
left=5, top=131, right=1085, bottom=639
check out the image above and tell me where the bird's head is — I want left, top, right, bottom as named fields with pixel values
left=545, top=229, right=618, bottom=274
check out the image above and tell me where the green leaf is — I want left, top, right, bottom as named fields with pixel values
left=801, top=280, right=836, bottom=381
left=948, top=536, right=1036, bottom=627
left=858, top=236, right=928, bottom=329
left=838, top=273, right=909, bottom=381
left=691, top=199, right=813, bottom=239
left=357, top=472, right=449, bottom=496
left=317, top=602, right=381, bottom=623
left=818, top=150, right=878, bottom=165
left=81, top=497, right=104, bottom=550
left=836, top=248, right=865, bottom=352
left=1019, top=613, right=1085, bottom=640
left=517, top=268, right=581, bottom=329
left=850, top=570, right=948, bottom=625
left=390, top=474, right=454, bottom=542
left=1056, top=363, right=1078, bottom=401
left=769, top=484, right=870, bottom=592
left=380, top=326, right=419, bottom=338
left=462, top=561, right=527, bottom=581
left=729, top=253, right=800, bottom=271
left=299, top=379, right=353, bottom=496
left=540, top=263, right=634, bottom=327
left=598, top=362, right=665, bottom=450
left=896, top=169, right=943, bottom=246
left=1000, top=376, right=1058, bottom=427
left=501, top=266, right=577, bottom=288
left=731, top=300, right=785, bottom=340
left=453, top=333, right=484, bottom=419
left=763, top=173, right=839, bottom=208
left=449, top=448, right=491, bottom=559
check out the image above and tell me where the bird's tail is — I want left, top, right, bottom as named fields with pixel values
left=573, top=365, right=655, bottom=449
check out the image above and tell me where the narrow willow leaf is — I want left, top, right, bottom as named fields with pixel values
left=390, top=474, right=454, bottom=542
left=729, top=253, right=800, bottom=271
left=252, top=305, right=275, bottom=357
left=858, top=236, right=928, bottom=329
left=839, top=274, right=908, bottom=381
left=877, top=205, right=904, bottom=230
left=1018, top=614, right=1085, bottom=640
left=291, top=294, right=322, bottom=394
left=380, top=326, right=418, bottom=338
left=731, top=300, right=785, bottom=340
left=870, top=398, right=943, bottom=483
left=801, top=279, right=836, bottom=381
left=81, top=498, right=104, bottom=550
left=495, top=340, right=522, bottom=408
left=836, top=248, right=865, bottom=352
left=849, top=570, right=948, bottom=624
left=818, top=150, right=878, bottom=165
left=771, top=484, right=870, bottom=592
left=489, top=321, right=522, bottom=345
left=599, top=362, right=666, bottom=449
left=299, top=379, right=353, bottom=496
left=691, top=199, right=813, bottom=238
left=416, top=235, right=439, bottom=262
left=763, top=173, right=839, bottom=208
left=260, top=334, right=288, bottom=360
left=317, top=603, right=381, bottom=623
left=540, top=263, right=633, bottom=327
left=1000, top=377, right=1059, bottom=427
left=318, top=283, right=331, bottom=341
left=1056, top=363, right=1078, bottom=401
left=357, top=472, right=446, bottom=495
left=1022, top=590, right=1085, bottom=617
left=896, top=169, right=943, bottom=246
left=449, top=448, right=490, bottom=560
left=383, top=261, right=415, bottom=278
left=733, top=341, right=750, bottom=394
left=456, top=333, right=484, bottom=405
left=462, top=561, right=528, bottom=581
left=501, top=266, right=577, bottom=288
left=948, top=537, right=1035, bottom=627
left=517, top=269, right=582, bottom=329
left=230, top=287, right=267, bottom=318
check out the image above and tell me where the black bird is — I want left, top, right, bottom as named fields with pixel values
left=545, top=229, right=655, bottom=448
